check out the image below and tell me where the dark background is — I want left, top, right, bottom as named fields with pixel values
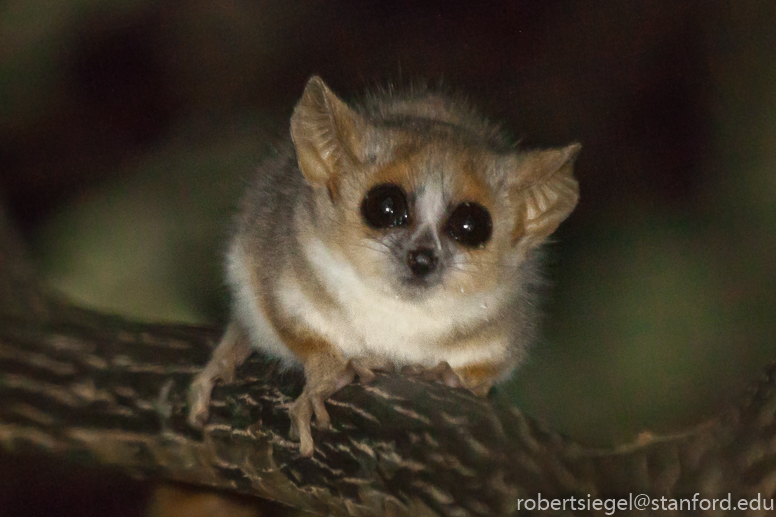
left=2, top=1, right=775, bottom=515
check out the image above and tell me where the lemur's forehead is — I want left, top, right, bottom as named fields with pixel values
left=415, top=181, right=446, bottom=227
left=368, top=142, right=494, bottom=222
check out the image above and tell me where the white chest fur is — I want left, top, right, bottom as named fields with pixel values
left=274, top=237, right=509, bottom=368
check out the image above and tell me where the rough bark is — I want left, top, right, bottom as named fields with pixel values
left=1, top=204, right=775, bottom=516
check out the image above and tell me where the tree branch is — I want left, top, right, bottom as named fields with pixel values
left=1, top=202, right=775, bottom=516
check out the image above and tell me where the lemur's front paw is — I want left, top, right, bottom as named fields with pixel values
left=401, top=361, right=464, bottom=389
left=289, top=364, right=353, bottom=457
left=186, top=324, right=252, bottom=429
left=289, top=354, right=391, bottom=457
left=289, top=389, right=330, bottom=457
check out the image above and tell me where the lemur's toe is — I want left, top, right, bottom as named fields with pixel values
left=349, top=357, right=395, bottom=384
left=187, top=375, right=215, bottom=428
left=289, top=394, right=315, bottom=457
left=402, top=361, right=464, bottom=388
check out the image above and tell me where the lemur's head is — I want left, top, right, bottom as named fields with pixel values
left=290, top=76, right=580, bottom=300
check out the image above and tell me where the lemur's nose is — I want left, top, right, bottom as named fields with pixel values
left=407, top=247, right=438, bottom=277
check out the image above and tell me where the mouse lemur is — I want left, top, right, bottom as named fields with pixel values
left=188, top=76, right=580, bottom=456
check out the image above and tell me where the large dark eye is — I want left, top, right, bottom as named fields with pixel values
left=445, top=202, right=492, bottom=248
left=361, top=184, right=410, bottom=229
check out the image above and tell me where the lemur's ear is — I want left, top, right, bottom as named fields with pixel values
left=505, top=143, right=581, bottom=252
left=290, top=76, right=367, bottom=192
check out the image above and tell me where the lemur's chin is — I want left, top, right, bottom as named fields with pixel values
left=394, top=274, right=444, bottom=299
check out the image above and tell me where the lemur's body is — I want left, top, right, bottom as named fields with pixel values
left=188, top=77, right=580, bottom=456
